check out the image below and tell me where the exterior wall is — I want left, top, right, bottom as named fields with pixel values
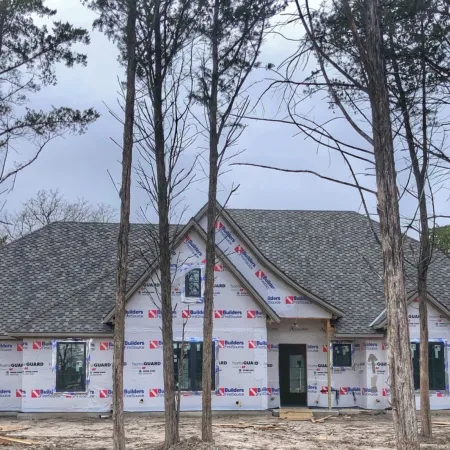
left=123, top=228, right=268, bottom=411
left=266, top=321, right=389, bottom=409
left=408, top=300, right=450, bottom=409
left=0, top=340, right=23, bottom=411
left=0, top=338, right=113, bottom=412
left=199, top=215, right=332, bottom=319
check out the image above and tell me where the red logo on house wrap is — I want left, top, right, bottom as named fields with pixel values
left=249, top=388, right=258, bottom=397
left=437, top=391, right=446, bottom=398
left=218, top=340, right=225, bottom=348
left=100, top=342, right=113, bottom=351
left=182, top=309, right=191, bottom=319
left=201, top=259, right=224, bottom=272
left=17, top=343, right=24, bottom=352
left=382, top=388, right=389, bottom=397
left=248, top=340, right=256, bottom=349
left=216, top=388, right=225, bottom=396
left=247, top=310, right=264, bottom=319
left=149, top=340, right=163, bottom=349
left=214, top=310, right=224, bottom=319
left=99, top=389, right=112, bottom=398
left=149, top=388, right=164, bottom=397
left=339, top=387, right=348, bottom=395
left=31, top=390, right=40, bottom=398
left=254, top=270, right=275, bottom=289
left=322, top=345, right=327, bottom=352
left=148, top=309, right=161, bottom=319
left=16, top=389, right=25, bottom=398
left=285, top=296, right=295, bottom=304
left=32, top=341, right=51, bottom=350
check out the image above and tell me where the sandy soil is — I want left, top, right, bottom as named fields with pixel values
left=1, top=413, right=450, bottom=449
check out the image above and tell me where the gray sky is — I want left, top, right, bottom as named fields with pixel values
left=4, top=0, right=449, bottom=228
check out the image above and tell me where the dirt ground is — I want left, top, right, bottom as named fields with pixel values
left=1, top=413, right=450, bottom=449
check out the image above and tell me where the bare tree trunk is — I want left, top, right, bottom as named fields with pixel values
left=153, top=1, right=178, bottom=447
left=388, top=22, right=431, bottom=438
left=202, top=0, right=220, bottom=442
left=363, top=1, right=418, bottom=448
left=113, top=1, right=137, bottom=449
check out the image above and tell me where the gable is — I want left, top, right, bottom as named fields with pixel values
left=124, top=227, right=276, bottom=328
left=196, top=213, right=333, bottom=320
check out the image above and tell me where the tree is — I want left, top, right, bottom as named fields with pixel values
left=0, top=189, right=116, bottom=243
left=431, top=225, right=450, bottom=256
left=86, top=1, right=198, bottom=447
left=0, top=0, right=98, bottom=196
left=193, top=0, right=285, bottom=441
left=297, top=1, right=419, bottom=447
left=236, top=0, right=419, bottom=447
left=111, top=0, right=137, bottom=449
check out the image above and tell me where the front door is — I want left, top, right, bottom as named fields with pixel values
left=279, top=344, right=307, bottom=406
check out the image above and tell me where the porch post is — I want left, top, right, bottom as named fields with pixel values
left=327, top=319, right=332, bottom=410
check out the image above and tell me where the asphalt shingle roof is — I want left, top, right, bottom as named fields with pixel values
left=226, top=209, right=450, bottom=334
left=0, top=222, right=178, bottom=336
left=1, top=209, right=450, bottom=336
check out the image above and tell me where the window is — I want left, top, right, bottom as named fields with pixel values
left=173, top=342, right=215, bottom=391
left=56, top=342, right=87, bottom=392
left=411, top=342, right=446, bottom=391
left=185, top=269, right=201, bottom=298
left=333, top=343, right=352, bottom=367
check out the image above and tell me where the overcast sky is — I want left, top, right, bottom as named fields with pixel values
left=4, top=0, right=449, bottom=228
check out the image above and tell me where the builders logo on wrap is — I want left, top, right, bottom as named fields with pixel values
left=182, top=309, right=204, bottom=319
left=99, top=389, right=113, bottom=398
left=267, top=344, right=279, bottom=352
left=31, top=389, right=53, bottom=398
left=149, top=340, right=163, bottom=349
left=0, top=390, right=12, bottom=398
left=0, top=343, right=13, bottom=352
left=247, top=310, right=264, bottom=319
left=363, top=342, right=378, bottom=351
left=218, top=340, right=244, bottom=349
left=148, top=309, right=178, bottom=319
left=132, top=361, right=161, bottom=375
left=267, top=295, right=281, bottom=305
left=202, top=259, right=225, bottom=272
left=308, top=385, right=318, bottom=393
left=248, top=340, right=267, bottom=349
left=215, top=221, right=235, bottom=244
left=254, top=270, right=275, bottom=289
left=362, top=387, right=378, bottom=396
left=234, top=245, right=256, bottom=269
left=125, top=340, right=145, bottom=350
left=16, top=389, right=26, bottom=398
left=285, top=295, right=310, bottom=305
left=339, top=387, right=361, bottom=396
left=216, top=387, right=245, bottom=397
left=17, top=343, right=24, bottom=352
left=307, top=345, right=319, bottom=353
left=99, top=341, right=114, bottom=351
left=248, top=387, right=271, bottom=397
left=184, top=234, right=202, bottom=257
left=149, top=388, right=164, bottom=398
left=214, top=309, right=242, bottom=319
left=267, top=387, right=280, bottom=396
left=124, top=389, right=145, bottom=398
left=126, top=309, right=144, bottom=319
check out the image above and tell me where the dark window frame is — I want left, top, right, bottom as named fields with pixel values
left=411, top=341, right=446, bottom=391
left=55, top=341, right=87, bottom=393
left=332, top=343, right=352, bottom=368
left=185, top=268, right=201, bottom=298
left=173, top=341, right=215, bottom=392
